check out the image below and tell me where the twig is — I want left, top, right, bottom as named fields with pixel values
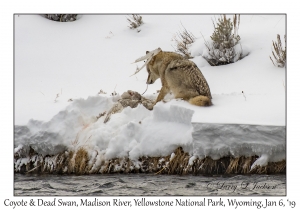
left=155, top=166, right=169, bottom=175
left=96, top=111, right=106, bottom=120
left=142, top=84, right=148, bottom=95
left=54, top=93, right=59, bottom=103
left=155, top=154, right=176, bottom=175
left=26, top=165, right=41, bottom=173
left=200, top=32, right=209, bottom=47
left=110, top=85, right=118, bottom=96
left=242, top=91, right=246, bottom=101
left=84, top=135, right=92, bottom=144
left=200, top=32, right=216, bottom=66
left=98, top=89, right=107, bottom=94
left=234, top=43, right=244, bottom=61
left=270, top=56, right=276, bottom=66
left=172, top=22, right=195, bottom=58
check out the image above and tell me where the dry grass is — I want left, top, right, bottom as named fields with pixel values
left=241, top=156, right=255, bottom=174
left=54, top=152, right=67, bottom=174
left=172, top=24, right=195, bottom=58
left=127, top=14, right=143, bottom=29
left=250, top=160, right=286, bottom=174
left=136, top=147, right=190, bottom=175
left=225, top=156, right=256, bottom=174
left=74, top=147, right=89, bottom=175
left=67, top=150, right=74, bottom=173
left=226, top=157, right=240, bottom=173
left=195, top=157, right=230, bottom=174
left=15, top=147, right=286, bottom=175
left=166, top=147, right=190, bottom=174
left=270, top=34, right=286, bottom=68
left=43, top=14, right=77, bottom=22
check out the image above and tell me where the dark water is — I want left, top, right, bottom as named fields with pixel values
left=14, top=174, right=286, bottom=196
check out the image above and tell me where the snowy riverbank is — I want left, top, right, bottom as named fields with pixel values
left=14, top=14, right=286, bottom=174
left=14, top=96, right=285, bottom=174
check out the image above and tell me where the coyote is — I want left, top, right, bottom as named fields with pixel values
left=132, top=48, right=212, bottom=106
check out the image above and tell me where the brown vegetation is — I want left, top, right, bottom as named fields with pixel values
left=15, top=147, right=285, bottom=175
left=270, top=34, right=286, bottom=68
left=127, top=14, right=143, bottom=29
left=172, top=24, right=196, bottom=58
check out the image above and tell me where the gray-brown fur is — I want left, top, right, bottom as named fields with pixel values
left=167, top=59, right=212, bottom=99
left=145, top=50, right=212, bottom=106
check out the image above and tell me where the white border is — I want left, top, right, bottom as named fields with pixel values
left=2, top=0, right=298, bottom=209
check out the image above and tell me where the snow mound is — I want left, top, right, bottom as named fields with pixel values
left=15, top=96, right=194, bottom=160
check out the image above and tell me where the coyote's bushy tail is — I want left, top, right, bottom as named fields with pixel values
left=189, top=95, right=212, bottom=107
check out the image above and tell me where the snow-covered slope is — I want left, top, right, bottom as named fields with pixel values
left=15, top=15, right=285, bottom=126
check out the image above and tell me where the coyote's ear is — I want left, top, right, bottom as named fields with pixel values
left=146, top=51, right=150, bottom=54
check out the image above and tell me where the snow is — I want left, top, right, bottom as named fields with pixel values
left=188, top=156, right=197, bottom=166
left=15, top=99, right=194, bottom=160
left=14, top=14, right=286, bottom=168
left=170, top=153, right=176, bottom=162
left=192, top=123, right=285, bottom=161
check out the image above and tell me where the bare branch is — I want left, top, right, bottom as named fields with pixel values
left=172, top=23, right=195, bottom=58
left=127, top=14, right=143, bottom=29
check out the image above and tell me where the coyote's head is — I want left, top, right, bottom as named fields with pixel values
left=131, top=48, right=162, bottom=83
left=146, top=66, right=159, bottom=84
left=145, top=50, right=160, bottom=84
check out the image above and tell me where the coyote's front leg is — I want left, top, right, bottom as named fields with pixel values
left=155, top=85, right=169, bottom=104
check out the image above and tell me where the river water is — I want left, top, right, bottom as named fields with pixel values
left=14, top=173, right=286, bottom=196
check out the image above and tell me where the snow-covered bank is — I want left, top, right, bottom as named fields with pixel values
left=14, top=96, right=286, bottom=174
left=14, top=145, right=286, bottom=175
left=192, top=123, right=285, bottom=168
